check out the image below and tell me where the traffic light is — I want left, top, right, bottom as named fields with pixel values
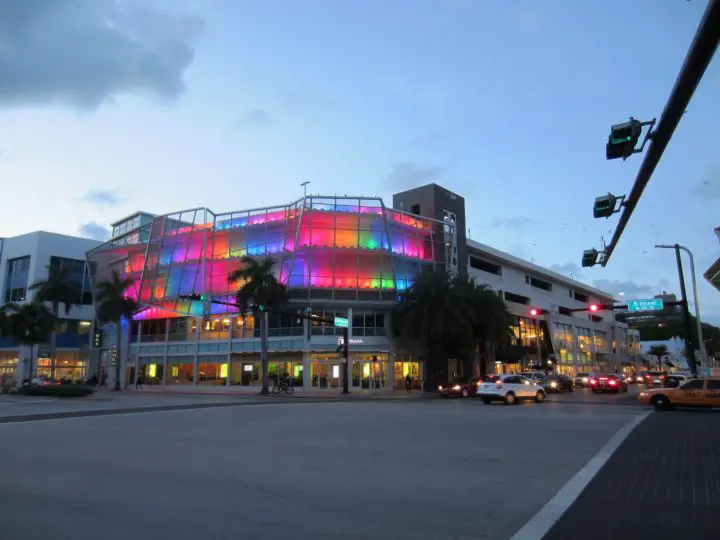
left=589, top=304, right=600, bottom=312
left=588, top=303, right=614, bottom=312
left=606, top=119, right=642, bottom=160
left=179, top=293, right=204, bottom=301
left=254, top=304, right=265, bottom=312
left=582, top=248, right=600, bottom=268
left=593, top=193, right=624, bottom=219
left=529, top=308, right=547, bottom=317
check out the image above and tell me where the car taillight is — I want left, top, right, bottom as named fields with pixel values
left=589, top=379, right=597, bottom=385
left=609, top=379, right=617, bottom=386
left=495, top=380, right=503, bottom=388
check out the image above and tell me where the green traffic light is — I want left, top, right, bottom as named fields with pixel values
left=257, top=305, right=265, bottom=311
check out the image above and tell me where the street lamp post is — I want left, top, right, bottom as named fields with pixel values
left=655, top=244, right=707, bottom=362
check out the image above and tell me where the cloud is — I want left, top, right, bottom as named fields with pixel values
left=592, top=279, right=671, bottom=299
left=233, top=108, right=273, bottom=129
left=78, top=221, right=110, bottom=241
left=80, top=189, right=123, bottom=206
left=484, top=217, right=538, bottom=230
left=386, top=163, right=441, bottom=189
left=0, top=0, right=202, bottom=109
left=693, top=167, right=720, bottom=199
left=550, top=262, right=584, bottom=278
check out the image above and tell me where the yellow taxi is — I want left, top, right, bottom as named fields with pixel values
left=638, top=377, right=720, bottom=410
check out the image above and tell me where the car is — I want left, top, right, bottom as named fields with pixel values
left=641, top=371, right=666, bottom=388
left=573, top=372, right=592, bottom=387
left=639, top=377, right=720, bottom=410
left=476, top=374, right=546, bottom=405
left=543, top=374, right=573, bottom=393
left=438, top=377, right=483, bottom=398
left=589, top=374, right=628, bottom=393
left=664, top=373, right=691, bottom=388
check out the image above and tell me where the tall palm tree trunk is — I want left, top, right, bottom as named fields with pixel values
left=50, top=302, right=59, bottom=379
left=260, top=311, right=269, bottom=394
left=114, top=321, right=122, bottom=391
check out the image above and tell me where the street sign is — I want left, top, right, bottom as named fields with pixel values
left=334, top=316, right=349, bottom=328
left=627, top=298, right=664, bottom=312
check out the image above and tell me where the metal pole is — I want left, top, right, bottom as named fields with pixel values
left=536, top=316, right=542, bottom=367
left=674, top=244, right=697, bottom=375
left=655, top=244, right=706, bottom=362
left=601, top=0, right=720, bottom=266
left=678, top=245, right=706, bottom=361
left=342, top=326, right=349, bottom=394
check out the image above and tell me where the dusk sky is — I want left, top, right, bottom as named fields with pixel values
left=1, top=0, right=719, bottom=322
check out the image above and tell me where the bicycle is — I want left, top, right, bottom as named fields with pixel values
left=271, top=381, right=295, bottom=395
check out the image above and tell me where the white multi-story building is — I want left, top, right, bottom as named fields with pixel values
left=467, top=240, right=641, bottom=375
left=0, top=231, right=101, bottom=380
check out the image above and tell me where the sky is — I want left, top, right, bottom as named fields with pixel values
left=1, top=0, right=719, bottom=322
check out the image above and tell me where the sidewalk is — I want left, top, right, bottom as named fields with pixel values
left=544, top=410, right=720, bottom=540
left=127, top=385, right=431, bottom=400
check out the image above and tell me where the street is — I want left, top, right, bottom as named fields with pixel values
left=1, top=393, right=644, bottom=540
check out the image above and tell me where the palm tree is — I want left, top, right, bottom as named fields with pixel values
left=29, top=264, right=82, bottom=378
left=453, top=277, right=513, bottom=376
left=647, top=344, right=669, bottom=370
left=395, top=268, right=476, bottom=387
left=2, top=302, right=56, bottom=381
left=228, top=255, right=288, bottom=394
left=94, top=270, right=140, bottom=391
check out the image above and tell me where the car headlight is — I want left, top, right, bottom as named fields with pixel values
left=582, top=378, right=588, bottom=382
left=550, top=382, right=557, bottom=388
left=452, top=385, right=461, bottom=391
left=438, top=385, right=444, bottom=391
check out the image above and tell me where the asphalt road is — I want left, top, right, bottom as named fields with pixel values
left=0, top=398, right=643, bottom=540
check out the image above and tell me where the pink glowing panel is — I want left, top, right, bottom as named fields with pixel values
left=133, top=307, right=181, bottom=320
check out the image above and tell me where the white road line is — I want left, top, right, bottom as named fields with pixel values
left=510, top=410, right=652, bottom=540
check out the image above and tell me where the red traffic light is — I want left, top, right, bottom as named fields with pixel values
left=530, top=308, right=539, bottom=316
left=589, top=304, right=600, bottom=312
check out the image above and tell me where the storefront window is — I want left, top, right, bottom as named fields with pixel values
left=199, top=319, right=231, bottom=341
left=197, top=355, right=228, bottom=385
left=232, top=315, right=255, bottom=339
left=392, top=360, right=420, bottom=389
left=139, top=358, right=164, bottom=384
left=166, top=356, right=194, bottom=384
left=0, top=352, right=18, bottom=376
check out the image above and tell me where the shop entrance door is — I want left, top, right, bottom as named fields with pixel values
left=311, top=362, right=342, bottom=389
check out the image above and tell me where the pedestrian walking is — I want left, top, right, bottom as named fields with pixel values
left=404, top=373, right=412, bottom=393
left=135, top=373, right=144, bottom=390
left=99, top=370, right=108, bottom=390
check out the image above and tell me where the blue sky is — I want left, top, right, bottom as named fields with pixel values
left=1, top=0, right=719, bottom=322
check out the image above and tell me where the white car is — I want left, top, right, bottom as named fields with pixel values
left=476, top=374, right=546, bottom=405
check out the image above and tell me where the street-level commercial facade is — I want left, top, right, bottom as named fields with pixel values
left=467, top=240, right=641, bottom=376
left=86, top=183, right=641, bottom=390
left=0, top=232, right=100, bottom=380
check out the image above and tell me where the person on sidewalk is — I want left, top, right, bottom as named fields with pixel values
left=135, top=373, right=144, bottom=390
left=404, top=374, right=412, bottom=393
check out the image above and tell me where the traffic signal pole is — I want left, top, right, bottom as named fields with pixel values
left=342, top=326, right=349, bottom=394
left=674, top=244, right=698, bottom=376
left=601, top=0, right=720, bottom=266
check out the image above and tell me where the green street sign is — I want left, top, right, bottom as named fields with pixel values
left=334, top=316, right=349, bottom=328
left=627, top=298, right=663, bottom=312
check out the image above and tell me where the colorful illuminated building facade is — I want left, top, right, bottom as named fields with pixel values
left=87, top=191, right=457, bottom=390
left=86, top=183, right=642, bottom=390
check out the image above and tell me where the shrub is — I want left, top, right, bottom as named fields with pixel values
left=22, top=384, right=94, bottom=397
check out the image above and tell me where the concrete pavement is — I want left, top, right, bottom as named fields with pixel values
left=0, top=399, right=641, bottom=540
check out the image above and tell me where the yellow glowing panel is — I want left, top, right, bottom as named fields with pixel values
left=148, top=364, right=157, bottom=378
left=363, top=364, right=370, bottom=377
left=220, top=363, right=228, bottom=378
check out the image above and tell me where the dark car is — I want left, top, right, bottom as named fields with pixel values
left=438, top=375, right=499, bottom=398
left=589, top=374, right=628, bottom=393
left=543, top=374, right=574, bottom=393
